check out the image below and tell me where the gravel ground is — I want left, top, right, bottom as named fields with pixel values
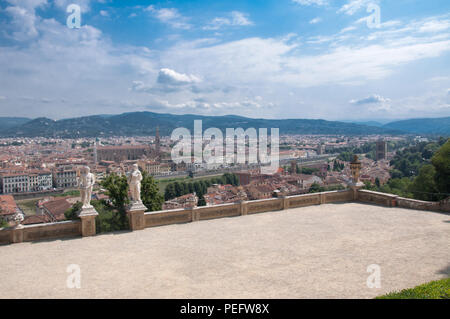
left=0, top=203, right=448, bottom=299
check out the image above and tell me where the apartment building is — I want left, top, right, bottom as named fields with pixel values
left=0, top=170, right=53, bottom=194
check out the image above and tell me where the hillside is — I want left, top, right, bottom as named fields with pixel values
left=382, top=117, right=450, bottom=135
left=0, top=117, right=31, bottom=132
left=0, top=112, right=402, bottom=137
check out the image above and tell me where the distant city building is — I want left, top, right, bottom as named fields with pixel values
left=0, top=170, right=52, bottom=194
left=138, top=160, right=171, bottom=176
left=0, top=172, right=30, bottom=194
left=376, top=140, right=387, bottom=161
left=53, top=167, right=78, bottom=189
left=317, top=144, right=325, bottom=155
left=97, top=145, right=151, bottom=162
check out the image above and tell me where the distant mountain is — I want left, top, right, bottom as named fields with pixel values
left=0, top=111, right=402, bottom=138
left=383, top=117, right=450, bottom=135
left=0, top=117, right=31, bottom=132
left=352, top=121, right=384, bottom=127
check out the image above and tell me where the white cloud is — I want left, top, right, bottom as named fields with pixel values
left=4, top=6, right=39, bottom=40
left=99, top=10, right=109, bottom=17
left=350, top=94, right=390, bottom=105
left=145, top=5, right=191, bottom=30
left=157, top=68, right=201, bottom=86
left=204, top=11, right=253, bottom=30
left=1, top=4, right=449, bottom=120
left=337, top=0, right=376, bottom=16
left=292, top=0, right=328, bottom=6
left=54, top=0, right=92, bottom=13
left=419, top=19, right=450, bottom=33
left=309, top=17, right=322, bottom=24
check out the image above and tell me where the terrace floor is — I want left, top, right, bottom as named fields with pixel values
left=0, top=203, right=449, bottom=299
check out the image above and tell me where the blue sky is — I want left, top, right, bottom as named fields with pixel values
left=0, top=0, right=449, bottom=122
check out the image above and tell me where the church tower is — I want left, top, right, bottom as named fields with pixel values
left=155, top=126, right=160, bottom=158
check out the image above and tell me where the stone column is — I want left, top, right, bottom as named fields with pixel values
left=349, top=184, right=364, bottom=201
left=78, top=207, right=98, bottom=237
left=281, top=196, right=289, bottom=210
left=10, top=224, right=24, bottom=244
left=319, top=192, right=326, bottom=204
left=126, top=202, right=147, bottom=231
left=239, top=200, right=248, bottom=216
left=190, top=207, right=199, bottom=222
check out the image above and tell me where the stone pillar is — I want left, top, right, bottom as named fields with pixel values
left=187, top=207, right=198, bottom=222
left=126, top=201, right=147, bottom=231
left=78, top=207, right=99, bottom=237
left=282, top=196, right=289, bottom=210
left=319, top=192, right=326, bottom=204
left=10, top=225, right=24, bottom=244
left=239, top=200, right=248, bottom=216
left=349, top=184, right=364, bottom=201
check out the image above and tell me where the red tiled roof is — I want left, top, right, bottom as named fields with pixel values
left=23, top=214, right=51, bottom=225
left=0, top=195, right=18, bottom=216
left=43, top=198, right=71, bottom=221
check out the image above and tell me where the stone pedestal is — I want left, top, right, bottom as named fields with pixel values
left=78, top=206, right=98, bottom=237
left=188, top=206, right=199, bottom=222
left=281, top=196, right=289, bottom=210
left=126, top=201, right=147, bottom=231
left=11, top=224, right=24, bottom=244
left=239, top=200, right=248, bottom=216
left=349, top=182, right=364, bottom=201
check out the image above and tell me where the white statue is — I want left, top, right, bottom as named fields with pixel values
left=78, top=166, right=95, bottom=208
left=13, top=210, right=25, bottom=228
left=128, top=164, right=143, bottom=203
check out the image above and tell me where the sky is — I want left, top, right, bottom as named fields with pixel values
left=0, top=0, right=449, bottom=122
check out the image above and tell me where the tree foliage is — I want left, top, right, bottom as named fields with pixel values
left=164, top=173, right=240, bottom=202
left=431, top=139, right=450, bottom=196
left=100, top=173, right=129, bottom=209
left=141, top=171, right=164, bottom=211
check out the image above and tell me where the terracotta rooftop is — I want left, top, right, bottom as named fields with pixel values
left=42, top=198, right=71, bottom=221
left=0, top=195, right=19, bottom=216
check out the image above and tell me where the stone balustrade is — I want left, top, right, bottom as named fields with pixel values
left=1, top=188, right=448, bottom=245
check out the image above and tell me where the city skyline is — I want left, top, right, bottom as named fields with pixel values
left=0, top=0, right=449, bottom=121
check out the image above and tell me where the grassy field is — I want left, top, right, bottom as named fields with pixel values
left=376, top=278, right=450, bottom=299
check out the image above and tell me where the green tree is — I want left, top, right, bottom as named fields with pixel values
left=165, top=183, right=176, bottom=201
left=410, top=164, right=439, bottom=201
left=431, top=139, right=450, bottom=196
left=375, top=177, right=380, bottom=188
left=64, top=201, right=82, bottom=220
left=93, top=199, right=128, bottom=233
left=141, top=171, right=164, bottom=211
left=308, top=183, right=325, bottom=193
left=101, top=173, right=129, bottom=209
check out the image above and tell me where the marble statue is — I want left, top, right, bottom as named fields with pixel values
left=128, top=164, right=143, bottom=203
left=78, top=166, right=95, bottom=208
left=13, top=210, right=24, bottom=228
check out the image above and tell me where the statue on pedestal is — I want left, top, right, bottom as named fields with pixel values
left=127, top=164, right=147, bottom=212
left=128, top=164, right=143, bottom=204
left=13, top=210, right=25, bottom=229
left=78, top=166, right=95, bottom=209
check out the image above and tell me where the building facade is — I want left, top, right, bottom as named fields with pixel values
left=376, top=140, right=387, bottom=161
